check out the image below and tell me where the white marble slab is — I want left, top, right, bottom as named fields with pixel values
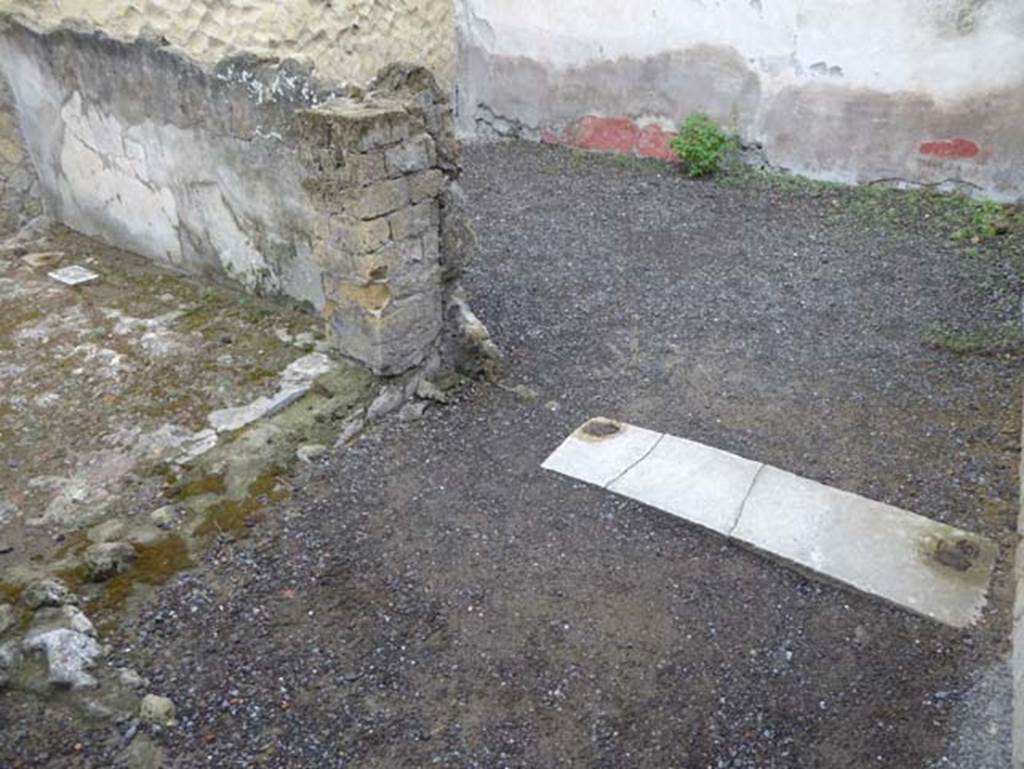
left=732, top=466, right=995, bottom=628
left=609, top=434, right=763, bottom=536
left=543, top=419, right=996, bottom=628
left=541, top=418, right=663, bottom=488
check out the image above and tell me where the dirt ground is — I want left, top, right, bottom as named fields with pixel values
left=2, top=142, right=1022, bottom=767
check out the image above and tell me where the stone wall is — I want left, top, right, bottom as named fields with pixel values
left=297, top=68, right=478, bottom=374
left=0, top=66, right=39, bottom=233
left=455, top=0, right=1024, bottom=201
left=0, top=18, right=489, bottom=377
left=0, top=0, right=455, bottom=88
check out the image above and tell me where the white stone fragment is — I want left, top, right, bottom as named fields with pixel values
left=23, top=628, right=102, bottom=689
left=208, top=398, right=275, bottom=433
left=264, top=386, right=310, bottom=418
left=177, top=429, right=219, bottom=464
left=48, top=265, right=99, bottom=286
left=279, top=353, right=335, bottom=390
left=139, top=693, right=177, bottom=726
left=207, top=353, right=336, bottom=433
left=296, top=444, right=328, bottom=464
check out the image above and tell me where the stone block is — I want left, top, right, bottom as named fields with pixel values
left=422, top=229, right=441, bottom=263
left=329, top=215, right=391, bottom=255
left=326, top=288, right=443, bottom=375
left=408, top=169, right=447, bottom=203
left=298, top=97, right=417, bottom=152
left=325, top=258, right=438, bottom=310
left=345, top=177, right=409, bottom=220
left=385, top=134, right=436, bottom=177
left=302, top=176, right=345, bottom=212
left=340, top=151, right=387, bottom=188
left=388, top=201, right=438, bottom=241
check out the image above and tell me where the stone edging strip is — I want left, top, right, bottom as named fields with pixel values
left=542, top=418, right=997, bottom=630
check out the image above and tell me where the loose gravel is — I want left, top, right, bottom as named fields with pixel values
left=2, top=141, right=1021, bottom=768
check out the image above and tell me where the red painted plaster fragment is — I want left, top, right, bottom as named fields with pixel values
left=636, top=125, right=678, bottom=160
left=919, top=138, right=980, bottom=158
left=564, top=116, right=639, bottom=154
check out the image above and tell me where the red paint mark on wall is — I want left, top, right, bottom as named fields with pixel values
left=549, top=116, right=679, bottom=162
left=564, top=116, right=639, bottom=154
left=636, top=125, right=677, bottom=160
left=919, top=138, right=980, bottom=158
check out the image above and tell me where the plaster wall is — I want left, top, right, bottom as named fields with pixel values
left=0, top=21, right=486, bottom=376
left=456, top=0, right=1024, bottom=200
left=0, top=0, right=455, bottom=87
left=0, top=22, right=335, bottom=309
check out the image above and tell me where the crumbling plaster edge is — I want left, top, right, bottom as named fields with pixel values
left=0, top=11, right=369, bottom=96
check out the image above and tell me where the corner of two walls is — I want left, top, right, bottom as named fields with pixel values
left=454, top=0, right=1024, bottom=202
left=0, top=11, right=494, bottom=382
left=0, top=49, right=40, bottom=234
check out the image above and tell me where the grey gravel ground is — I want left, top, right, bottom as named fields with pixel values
left=2, top=141, right=1022, bottom=768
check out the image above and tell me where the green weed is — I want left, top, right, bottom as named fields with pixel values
left=670, top=114, right=737, bottom=177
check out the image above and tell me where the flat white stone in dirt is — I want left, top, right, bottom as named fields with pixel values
left=208, top=398, right=276, bottom=433
left=23, top=628, right=102, bottom=689
left=84, top=541, right=137, bottom=581
left=296, top=444, right=328, bottom=464
left=542, top=418, right=663, bottom=488
left=207, top=353, right=335, bottom=433
left=149, top=505, right=180, bottom=529
left=544, top=419, right=996, bottom=628
left=48, top=265, right=99, bottom=285
left=279, top=353, right=335, bottom=390
left=732, top=466, right=996, bottom=629
left=608, top=434, right=763, bottom=536
left=264, top=386, right=310, bottom=418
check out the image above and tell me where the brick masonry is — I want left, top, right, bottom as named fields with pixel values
left=0, top=71, right=41, bottom=234
left=297, top=66, right=489, bottom=376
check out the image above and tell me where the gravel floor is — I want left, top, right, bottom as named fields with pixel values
left=3, top=141, right=1022, bottom=768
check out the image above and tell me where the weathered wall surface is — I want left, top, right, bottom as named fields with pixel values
left=0, top=20, right=488, bottom=376
left=0, top=68, right=39, bottom=233
left=0, top=21, right=339, bottom=309
left=456, top=0, right=1024, bottom=200
left=0, top=0, right=454, bottom=87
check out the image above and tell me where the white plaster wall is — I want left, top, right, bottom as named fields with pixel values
left=0, top=27, right=326, bottom=308
left=1, top=0, right=455, bottom=86
left=460, top=0, right=1024, bottom=103
left=457, top=0, right=1024, bottom=199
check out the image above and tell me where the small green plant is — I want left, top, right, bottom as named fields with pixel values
left=924, top=324, right=1023, bottom=356
left=670, top=113, right=736, bottom=177
left=950, top=199, right=1018, bottom=243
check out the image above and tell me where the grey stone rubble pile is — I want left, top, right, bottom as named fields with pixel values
left=0, top=578, right=101, bottom=690
left=1, top=575, right=177, bottom=730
